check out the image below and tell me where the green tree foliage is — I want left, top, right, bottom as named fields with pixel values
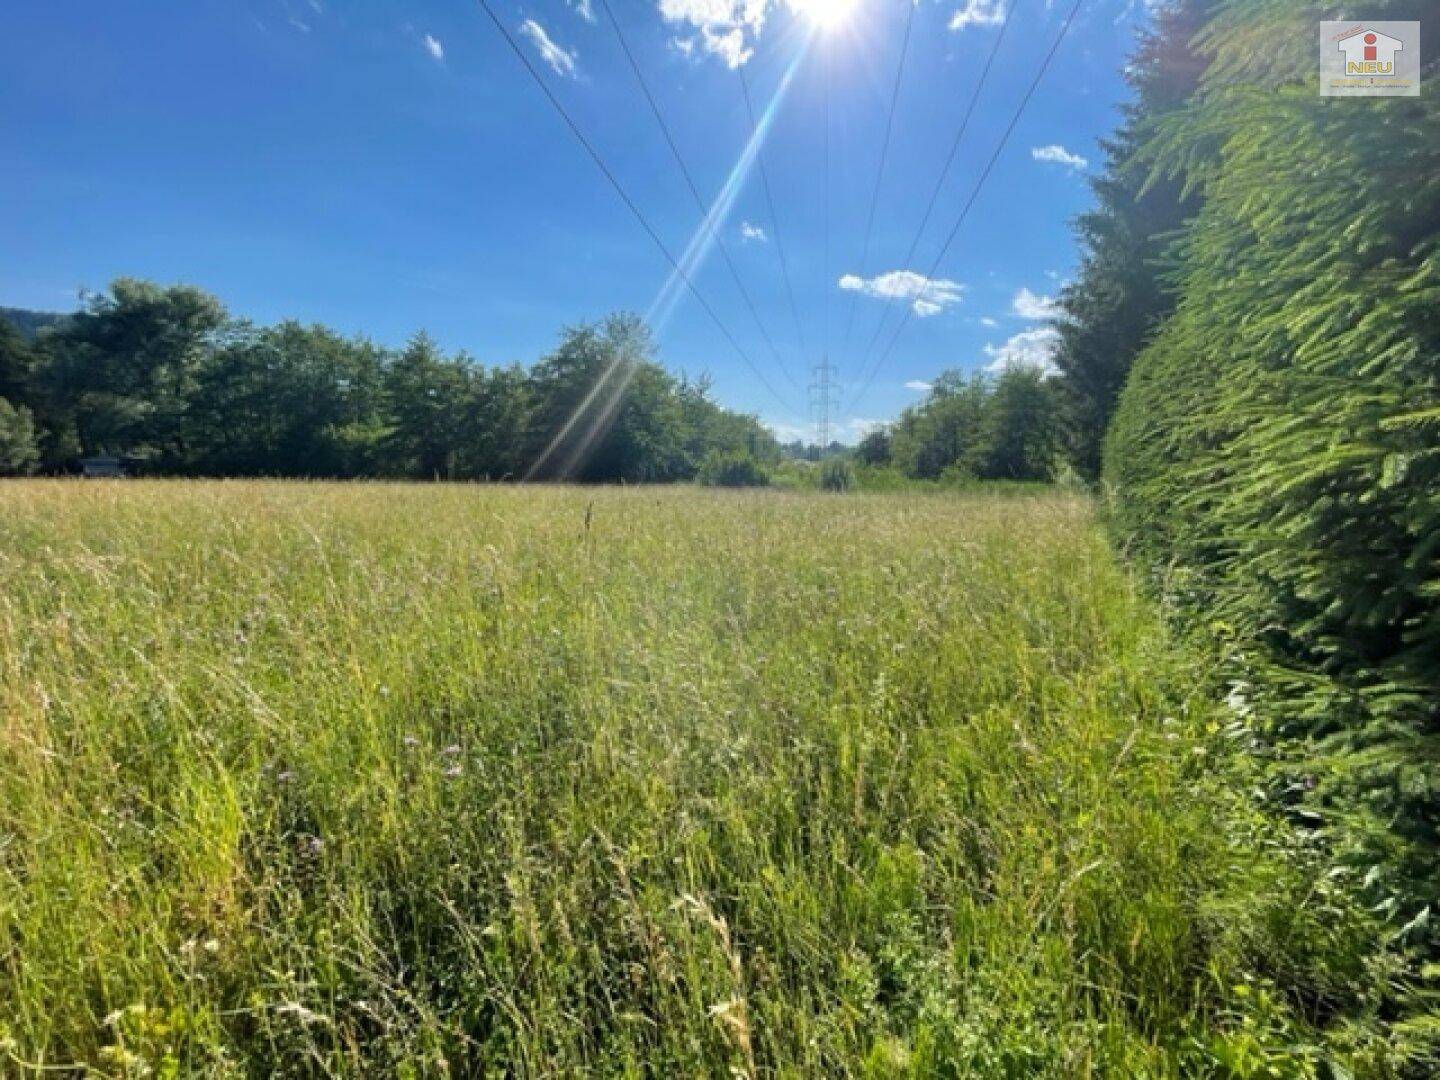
left=1052, top=0, right=1212, bottom=477
left=0, top=279, right=775, bottom=483
left=0, top=397, right=39, bottom=476
left=819, top=456, right=855, bottom=492
left=523, top=316, right=689, bottom=482
left=1103, top=0, right=1440, bottom=941
left=885, top=368, right=1063, bottom=481
left=0, top=306, right=69, bottom=341
left=43, top=279, right=228, bottom=462
left=679, top=373, right=778, bottom=471
left=0, top=320, right=40, bottom=407
left=890, top=373, right=990, bottom=479
left=698, top=449, right=771, bottom=487
left=854, top=426, right=891, bottom=466
left=460, top=364, right=533, bottom=480
left=383, top=332, right=473, bottom=479
left=187, top=321, right=388, bottom=477
left=976, top=367, right=1063, bottom=481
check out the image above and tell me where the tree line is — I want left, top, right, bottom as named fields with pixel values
left=0, top=279, right=778, bottom=482
left=1053, top=0, right=1440, bottom=960
left=853, top=367, right=1063, bottom=482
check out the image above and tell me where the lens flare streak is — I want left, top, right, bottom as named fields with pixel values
left=646, top=41, right=812, bottom=332
left=526, top=40, right=813, bottom=479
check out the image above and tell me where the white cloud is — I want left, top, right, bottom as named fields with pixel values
left=568, top=0, right=597, bottom=22
left=664, top=1, right=898, bottom=67
left=979, top=316, right=999, bottom=328
left=949, top=0, right=1005, bottom=32
left=764, top=419, right=811, bottom=444
left=703, top=26, right=751, bottom=68
left=740, top=221, right=768, bottom=243
left=658, top=0, right=768, bottom=68
left=904, top=380, right=933, bottom=392
left=1012, top=287, right=1061, bottom=320
left=519, top=19, right=579, bottom=79
left=765, top=417, right=883, bottom=446
left=423, top=33, right=444, bottom=61
left=838, top=270, right=965, bottom=318
left=984, top=327, right=1060, bottom=376
left=1031, top=143, right=1088, bottom=170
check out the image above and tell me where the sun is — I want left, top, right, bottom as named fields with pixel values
left=790, top=0, right=860, bottom=31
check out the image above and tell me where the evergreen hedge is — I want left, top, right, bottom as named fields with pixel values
left=1105, top=0, right=1440, bottom=939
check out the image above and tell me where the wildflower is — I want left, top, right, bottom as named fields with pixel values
left=403, top=735, right=419, bottom=748
left=276, top=770, right=296, bottom=784
left=442, top=744, right=461, bottom=756
left=274, top=1002, right=325, bottom=1025
left=1224, top=682, right=1253, bottom=718
left=443, top=764, right=463, bottom=779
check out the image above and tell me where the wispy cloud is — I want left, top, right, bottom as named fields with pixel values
left=740, top=221, right=768, bottom=243
left=904, top=380, right=933, bottom=392
left=979, top=316, right=999, bottom=328
left=423, top=34, right=444, bottom=62
left=838, top=270, right=965, bottom=318
left=519, top=19, right=579, bottom=79
left=1031, top=143, right=1088, bottom=170
left=985, top=327, right=1060, bottom=376
left=568, top=0, right=596, bottom=22
left=1012, top=287, right=1061, bottom=320
left=950, top=0, right=1005, bottom=32
left=281, top=0, right=323, bottom=32
left=660, top=0, right=769, bottom=68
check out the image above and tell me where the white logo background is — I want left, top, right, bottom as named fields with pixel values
left=1321, top=21, right=1421, bottom=97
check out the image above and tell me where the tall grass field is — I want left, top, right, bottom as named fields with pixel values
left=0, top=483, right=1404, bottom=1075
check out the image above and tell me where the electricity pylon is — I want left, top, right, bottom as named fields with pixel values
left=810, top=355, right=840, bottom=453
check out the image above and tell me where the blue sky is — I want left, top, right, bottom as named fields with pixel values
left=2, top=0, right=1152, bottom=442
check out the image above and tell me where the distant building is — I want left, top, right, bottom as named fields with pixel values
left=79, top=455, right=127, bottom=478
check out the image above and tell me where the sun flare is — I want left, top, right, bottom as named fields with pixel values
left=789, top=0, right=860, bottom=30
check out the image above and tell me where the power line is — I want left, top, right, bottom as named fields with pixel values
left=471, top=0, right=803, bottom=420
left=738, top=63, right=809, bottom=365
left=597, top=0, right=802, bottom=393
left=817, top=40, right=840, bottom=449
left=849, top=0, right=1084, bottom=408
left=848, top=0, right=1018, bottom=377
left=838, top=0, right=917, bottom=366
left=817, top=42, right=835, bottom=450
left=823, top=42, right=831, bottom=368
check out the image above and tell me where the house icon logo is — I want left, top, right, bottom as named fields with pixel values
left=1321, top=20, right=1420, bottom=97
left=1336, top=27, right=1403, bottom=75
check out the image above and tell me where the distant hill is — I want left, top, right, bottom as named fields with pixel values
left=1, top=306, right=72, bottom=340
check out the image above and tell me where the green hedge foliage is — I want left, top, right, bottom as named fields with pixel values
left=1104, top=0, right=1440, bottom=937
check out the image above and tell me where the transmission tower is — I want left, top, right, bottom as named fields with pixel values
left=810, top=355, right=840, bottom=453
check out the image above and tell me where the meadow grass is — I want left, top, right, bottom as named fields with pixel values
left=0, top=482, right=1397, bottom=1076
